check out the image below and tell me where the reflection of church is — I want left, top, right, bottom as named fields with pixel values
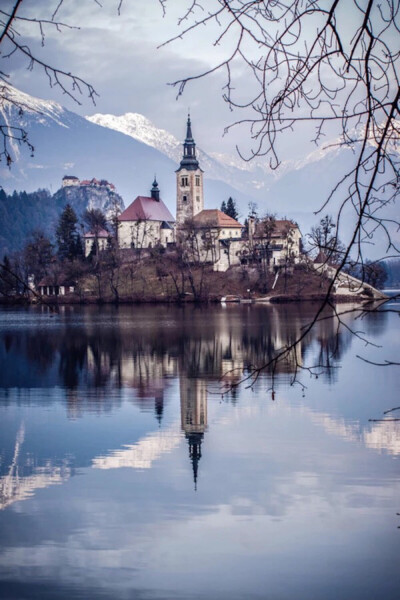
left=180, top=377, right=208, bottom=489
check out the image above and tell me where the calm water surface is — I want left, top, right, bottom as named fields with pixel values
left=0, top=303, right=399, bottom=600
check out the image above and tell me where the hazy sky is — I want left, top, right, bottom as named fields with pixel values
left=5, top=0, right=259, bottom=157
left=4, top=0, right=384, bottom=163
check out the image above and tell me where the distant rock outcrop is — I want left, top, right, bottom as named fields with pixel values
left=53, top=181, right=124, bottom=221
left=0, top=181, right=124, bottom=255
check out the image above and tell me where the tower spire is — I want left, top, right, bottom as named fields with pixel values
left=178, top=113, right=199, bottom=170
left=187, top=432, right=203, bottom=491
left=186, top=113, right=193, bottom=142
left=176, top=114, right=204, bottom=225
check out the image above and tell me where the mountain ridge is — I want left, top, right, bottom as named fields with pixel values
left=0, top=84, right=256, bottom=214
left=1, top=84, right=397, bottom=259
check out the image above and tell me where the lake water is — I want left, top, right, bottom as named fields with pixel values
left=0, top=303, right=399, bottom=600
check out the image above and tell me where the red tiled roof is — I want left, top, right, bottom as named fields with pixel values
left=118, top=196, right=175, bottom=223
left=84, top=228, right=109, bottom=238
left=254, top=219, right=298, bottom=238
left=192, top=209, right=242, bottom=228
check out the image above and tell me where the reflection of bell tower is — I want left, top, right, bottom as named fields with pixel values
left=154, top=392, right=164, bottom=425
left=180, top=377, right=208, bottom=489
left=176, top=114, right=204, bottom=226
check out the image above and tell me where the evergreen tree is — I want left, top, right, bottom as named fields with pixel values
left=23, top=231, right=54, bottom=284
left=84, top=208, right=108, bottom=258
left=226, top=197, right=238, bottom=220
left=0, top=255, right=16, bottom=296
left=221, top=200, right=227, bottom=214
left=84, top=208, right=108, bottom=235
left=56, top=204, right=82, bottom=261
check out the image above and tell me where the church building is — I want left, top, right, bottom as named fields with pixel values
left=113, top=114, right=302, bottom=270
left=118, top=178, right=175, bottom=249
left=176, top=116, right=243, bottom=266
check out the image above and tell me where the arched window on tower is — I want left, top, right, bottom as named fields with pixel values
left=183, top=195, right=187, bottom=203
left=196, top=176, right=200, bottom=186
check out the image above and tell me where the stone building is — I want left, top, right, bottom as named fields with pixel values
left=84, top=228, right=110, bottom=257
left=245, top=217, right=302, bottom=265
left=102, top=114, right=303, bottom=268
left=62, top=175, right=80, bottom=187
left=176, top=115, right=204, bottom=226
left=179, top=208, right=243, bottom=266
left=173, top=116, right=302, bottom=271
left=37, top=276, right=75, bottom=296
left=118, top=179, right=175, bottom=249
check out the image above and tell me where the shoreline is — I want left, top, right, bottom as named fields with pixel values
left=0, top=292, right=383, bottom=307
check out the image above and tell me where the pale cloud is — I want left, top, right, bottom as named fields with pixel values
left=3, top=0, right=334, bottom=160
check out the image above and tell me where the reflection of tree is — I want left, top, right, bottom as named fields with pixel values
left=58, top=330, right=87, bottom=389
left=312, top=313, right=353, bottom=384
left=0, top=304, right=382, bottom=403
left=359, top=306, right=389, bottom=336
left=24, top=329, right=58, bottom=374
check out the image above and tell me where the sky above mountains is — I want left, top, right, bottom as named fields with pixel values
left=3, top=0, right=325, bottom=163
left=4, top=0, right=242, bottom=155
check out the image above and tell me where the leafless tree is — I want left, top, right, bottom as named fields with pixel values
left=175, top=219, right=219, bottom=299
left=163, top=1, right=399, bottom=260
left=128, top=214, right=157, bottom=259
left=307, top=214, right=346, bottom=265
left=161, top=0, right=400, bottom=378
left=0, top=0, right=97, bottom=166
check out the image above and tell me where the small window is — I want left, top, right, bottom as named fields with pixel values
left=181, top=176, right=188, bottom=187
left=196, top=176, right=200, bottom=186
left=183, top=195, right=187, bottom=202
left=196, top=196, right=200, bottom=203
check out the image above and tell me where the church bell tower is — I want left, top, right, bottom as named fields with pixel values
left=176, top=115, right=204, bottom=226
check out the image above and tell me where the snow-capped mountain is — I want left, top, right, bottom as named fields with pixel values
left=0, top=85, right=252, bottom=210
left=1, top=85, right=397, bottom=259
left=87, top=113, right=183, bottom=164
left=86, top=111, right=345, bottom=187
left=85, top=111, right=275, bottom=196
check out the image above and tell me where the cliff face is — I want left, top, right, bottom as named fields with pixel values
left=0, top=185, right=125, bottom=255
left=53, top=185, right=125, bottom=220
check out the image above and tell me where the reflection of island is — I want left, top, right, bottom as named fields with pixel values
left=3, top=396, right=399, bottom=511
left=91, top=377, right=208, bottom=488
left=0, top=304, right=392, bottom=507
left=0, top=304, right=364, bottom=398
